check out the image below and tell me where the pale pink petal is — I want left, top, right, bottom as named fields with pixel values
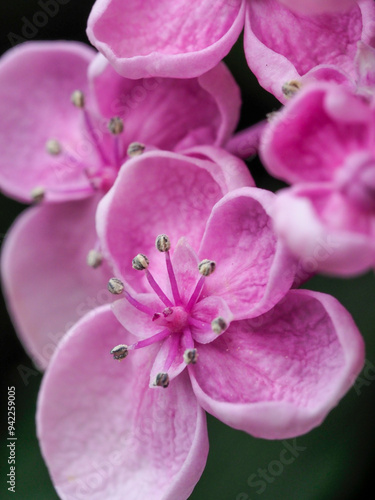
left=87, top=0, right=245, bottom=78
left=149, top=333, right=187, bottom=385
left=1, top=197, right=113, bottom=369
left=279, top=0, right=356, bottom=15
left=37, top=306, right=208, bottom=500
left=198, top=187, right=297, bottom=319
left=97, top=151, right=232, bottom=291
left=273, top=184, right=375, bottom=276
left=244, top=0, right=368, bottom=101
left=89, top=56, right=241, bottom=150
left=0, top=41, right=97, bottom=202
left=112, top=293, right=164, bottom=339
left=190, top=290, right=364, bottom=439
left=260, top=82, right=372, bottom=184
left=190, top=296, right=233, bottom=344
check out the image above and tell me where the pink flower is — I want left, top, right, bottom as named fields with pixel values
left=37, top=150, right=364, bottom=499
left=86, top=0, right=370, bottom=85
left=261, top=81, right=375, bottom=276
left=0, top=40, right=242, bottom=368
left=245, top=0, right=375, bottom=101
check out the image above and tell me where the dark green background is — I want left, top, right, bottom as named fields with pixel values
left=1, top=1, right=375, bottom=499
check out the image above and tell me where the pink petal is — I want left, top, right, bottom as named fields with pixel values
left=279, top=0, right=356, bottom=15
left=89, top=55, right=241, bottom=150
left=260, top=82, right=372, bottom=184
left=1, top=197, right=113, bottom=369
left=87, top=0, right=245, bottom=79
left=190, top=296, right=233, bottom=344
left=198, top=187, right=297, bottom=319
left=150, top=333, right=187, bottom=385
left=0, top=41, right=97, bottom=202
left=190, top=289, right=364, bottom=439
left=97, top=150, right=237, bottom=291
left=244, top=0, right=369, bottom=101
left=37, top=306, right=208, bottom=500
left=272, top=184, right=375, bottom=276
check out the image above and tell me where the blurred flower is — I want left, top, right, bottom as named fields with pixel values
left=261, top=81, right=375, bottom=275
left=37, top=150, right=364, bottom=499
left=0, top=40, right=242, bottom=368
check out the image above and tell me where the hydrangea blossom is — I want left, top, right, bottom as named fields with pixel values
left=0, top=40, right=242, bottom=368
left=87, top=0, right=361, bottom=83
left=37, top=150, right=364, bottom=499
left=261, top=80, right=375, bottom=276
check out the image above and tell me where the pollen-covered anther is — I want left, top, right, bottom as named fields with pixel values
left=132, top=253, right=149, bottom=271
left=282, top=80, right=302, bottom=99
left=198, top=259, right=216, bottom=276
left=155, top=234, right=171, bottom=252
left=108, top=277, right=125, bottom=295
left=45, top=139, right=61, bottom=155
left=212, top=317, right=227, bottom=335
left=127, top=142, right=145, bottom=157
left=183, top=348, right=198, bottom=365
left=87, top=249, right=102, bottom=269
left=154, top=372, right=170, bottom=388
left=71, top=90, right=85, bottom=108
left=30, top=186, right=45, bottom=203
left=108, top=117, right=124, bottom=135
left=110, top=344, right=128, bottom=360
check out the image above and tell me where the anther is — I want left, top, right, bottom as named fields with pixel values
left=163, top=307, right=173, bottom=317
left=46, top=139, right=61, bottom=155
left=87, top=249, right=102, bottom=269
left=30, top=186, right=45, bottom=203
left=155, top=234, right=171, bottom=252
left=282, top=80, right=302, bottom=99
left=154, top=372, right=170, bottom=388
left=183, top=348, right=198, bottom=365
left=211, top=317, right=227, bottom=335
left=108, top=117, right=124, bottom=135
left=198, top=259, right=216, bottom=276
left=110, top=344, right=128, bottom=360
left=132, top=253, right=149, bottom=271
left=108, top=277, right=125, bottom=295
left=127, top=142, right=145, bottom=157
left=71, top=90, right=85, bottom=108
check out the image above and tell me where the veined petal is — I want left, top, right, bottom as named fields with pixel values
left=87, top=0, right=245, bottom=79
left=37, top=306, right=208, bottom=500
left=260, top=82, right=372, bottom=184
left=1, top=197, right=113, bottom=369
left=97, top=151, right=234, bottom=291
left=272, top=184, right=375, bottom=276
left=198, top=187, right=297, bottom=319
left=190, top=290, right=364, bottom=439
left=0, top=41, right=97, bottom=202
left=279, top=0, right=356, bottom=15
left=89, top=55, right=241, bottom=150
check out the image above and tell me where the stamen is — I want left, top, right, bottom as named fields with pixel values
left=145, top=270, right=173, bottom=307
left=123, top=290, right=155, bottom=315
left=127, top=142, right=145, bottom=157
left=156, top=234, right=171, bottom=252
left=198, top=259, right=216, bottom=276
left=212, top=317, right=227, bottom=335
left=154, top=373, right=170, bottom=388
left=108, top=117, right=124, bottom=135
left=186, top=276, right=205, bottom=312
left=129, top=328, right=171, bottom=350
left=110, top=344, right=128, bottom=360
left=165, top=250, right=182, bottom=306
left=132, top=253, right=149, bottom=270
left=30, top=186, right=45, bottom=203
left=87, top=249, right=102, bottom=268
left=108, top=277, right=125, bottom=295
left=183, top=348, right=198, bottom=365
left=46, top=139, right=62, bottom=155
left=71, top=90, right=85, bottom=108
left=282, top=80, right=302, bottom=99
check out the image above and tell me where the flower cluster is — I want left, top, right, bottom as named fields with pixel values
left=0, top=1, right=374, bottom=499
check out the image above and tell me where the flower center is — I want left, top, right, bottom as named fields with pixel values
left=108, top=235, right=220, bottom=388
left=31, top=89, right=145, bottom=202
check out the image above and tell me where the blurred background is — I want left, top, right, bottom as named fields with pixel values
left=1, top=1, right=375, bottom=499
